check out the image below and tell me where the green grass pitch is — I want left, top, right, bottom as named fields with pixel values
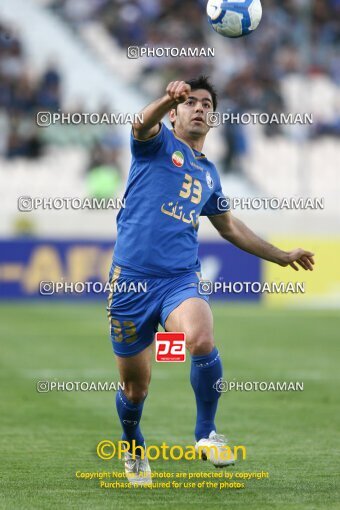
left=0, top=303, right=339, bottom=509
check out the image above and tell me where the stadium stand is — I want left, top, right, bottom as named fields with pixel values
left=0, top=0, right=339, bottom=238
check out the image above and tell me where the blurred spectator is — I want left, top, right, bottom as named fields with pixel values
left=219, top=98, right=248, bottom=175
left=312, top=116, right=340, bottom=138
left=86, top=131, right=123, bottom=199
left=36, top=65, right=61, bottom=112
left=0, top=23, right=62, bottom=159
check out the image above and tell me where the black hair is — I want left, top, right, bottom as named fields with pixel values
left=170, top=75, right=217, bottom=127
left=186, top=75, right=217, bottom=111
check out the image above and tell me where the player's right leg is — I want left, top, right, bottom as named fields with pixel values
left=115, top=346, right=151, bottom=450
left=107, top=264, right=159, bottom=485
left=115, top=346, right=152, bottom=485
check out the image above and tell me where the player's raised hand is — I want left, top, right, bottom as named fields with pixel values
left=280, top=249, right=315, bottom=271
left=166, top=81, right=191, bottom=104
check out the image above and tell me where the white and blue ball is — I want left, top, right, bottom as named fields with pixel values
left=206, top=0, right=262, bottom=38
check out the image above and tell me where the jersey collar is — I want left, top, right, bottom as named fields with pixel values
left=171, top=130, right=207, bottom=160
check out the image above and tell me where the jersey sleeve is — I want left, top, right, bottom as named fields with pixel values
left=200, top=172, right=230, bottom=216
left=130, top=122, right=168, bottom=157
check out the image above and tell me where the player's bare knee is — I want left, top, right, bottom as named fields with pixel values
left=123, top=382, right=148, bottom=404
left=186, top=331, right=214, bottom=356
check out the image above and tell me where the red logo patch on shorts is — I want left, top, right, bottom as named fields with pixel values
left=155, top=332, right=186, bottom=362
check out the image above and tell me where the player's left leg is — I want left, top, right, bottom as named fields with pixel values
left=164, top=297, right=234, bottom=467
left=164, top=297, right=219, bottom=438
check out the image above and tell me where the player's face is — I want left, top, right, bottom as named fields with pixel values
left=171, top=89, right=213, bottom=137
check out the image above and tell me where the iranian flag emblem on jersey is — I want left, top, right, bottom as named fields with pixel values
left=172, top=150, right=184, bottom=167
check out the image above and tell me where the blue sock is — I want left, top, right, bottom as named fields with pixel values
left=115, top=389, right=146, bottom=450
left=190, top=347, right=222, bottom=441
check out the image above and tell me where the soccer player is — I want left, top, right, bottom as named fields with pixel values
left=107, top=76, right=315, bottom=484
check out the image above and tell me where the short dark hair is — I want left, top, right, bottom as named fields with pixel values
left=170, top=75, right=217, bottom=127
left=186, top=75, right=217, bottom=111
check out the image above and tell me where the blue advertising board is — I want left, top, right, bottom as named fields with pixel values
left=0, top=239, right=261, bottom=300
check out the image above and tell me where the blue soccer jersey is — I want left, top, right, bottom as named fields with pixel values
left=113, top=122, right=229, bottom=276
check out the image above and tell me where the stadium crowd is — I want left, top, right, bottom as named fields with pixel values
left=0, top=19, right=123, bottom=194
left=52, top=0, right=340, bottom=84
left=0, top=22, right=61, bottom=158
left=1, top=0, right=339, bottom=170
left=50, top=0, right=340, bottom=171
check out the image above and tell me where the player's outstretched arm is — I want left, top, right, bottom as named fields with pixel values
left=132, top=81, right=191, bottom=140
left=209, top=212, right=315, bottom=271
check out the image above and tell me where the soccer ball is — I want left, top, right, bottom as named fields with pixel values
left=206, top=0, right=262, bottom=38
